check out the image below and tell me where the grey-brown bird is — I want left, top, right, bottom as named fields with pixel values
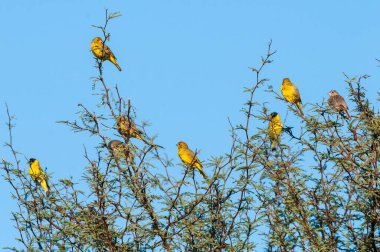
left=107, top=139, right=135, bottom=164
left=328, top=90, right=351, bottom=119
left=107, top=139, right=128, bottom=159
left=116, top=116, right=163, bottom=148
left=107, top=140, right=124, bottom=152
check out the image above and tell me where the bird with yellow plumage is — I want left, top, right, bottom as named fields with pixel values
left=28, top=158, right=49, bottom=195
left=90, top=37, right=122, bottom=71
left=268, top=112, right=283, bottom=151
left=281, top=78, right=304, bottom=116
left=176, top=141, right=207, bottom=179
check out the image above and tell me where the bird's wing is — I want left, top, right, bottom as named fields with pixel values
left=104, top=44, right=116, bottom=59
left=133, top=127, right=144, bottom=136
left=129, top=122, right=145, bottom=139
left=186, top=149, right=201, bottom=164
left=330, top=95, right=348, bottom=110
left=334, top=95, right=348, bottom=110
left=293, top=86, right=301, bottom=103
left=328, top=96, right=335, bottom=108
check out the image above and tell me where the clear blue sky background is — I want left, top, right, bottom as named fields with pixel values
left=1, top=0, right=379, bottom=248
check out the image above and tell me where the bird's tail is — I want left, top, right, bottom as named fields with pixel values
left=40, top=179, right=49, bottom=195
left=344, top=109, right=352, bottom=120
left=110, top=56, right=122, bottom=71
left=271, top=141, right=277, bottom=151
left=196, top=165, right=207, bottom=179
left=296, top=101, right=304, bottom=116
left=115, top=63, right=122, bottom=71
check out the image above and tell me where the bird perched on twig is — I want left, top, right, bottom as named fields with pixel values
left=107, top=139, right=134, bottom=163
left=281, top=78, right=304, bottom=116
left=328, top=90, right=351, bottom=119
left=116, top=116, right=163, bottom=149
left=176, top=141, right=207, bottom=179
left=268, top=112, right=283, bottom=151
left=107, top=139, right=125, bottom=153
left=90, top=37, right=122, bottom=71
left=28, top=158, right=49, bottom=195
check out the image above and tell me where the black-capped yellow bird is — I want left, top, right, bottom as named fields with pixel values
left=28, top=158, right=49, bottom=194
left=328, top=90, right=351, bottom=119
left=268, top=112, right=283, bottom=151
left=90, top=37, right=122, bottom=71
left=116, top=116, right=163, bottom=148
left=176, top=141, right=206, bottom=179
left=281, top=78, right=304, bottom=116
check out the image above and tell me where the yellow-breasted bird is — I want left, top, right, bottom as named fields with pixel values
left=328, top=90, right=351, bottom=119
left=176, top=141, right=206, bottom=179
left=281, top=78, right=304, bottom=116
left=268, top=112, right=283, bottom=151
left=28, top=158, right=49, bottom=194
left=116, top=116, right=163, bottom=148
left=90, top=37, right=122, bottom=71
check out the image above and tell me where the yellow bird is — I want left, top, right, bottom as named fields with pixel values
left=90, top=37, right=122, bottom=71
left=116, top=116, right=163, bottom=148
left=28, top=158, right=49, bottom=194
left=281, top=78, right=304, bottom=116
left=268, top=112, right=283, bottom=151
left=176, top=141, right=206, bottom=179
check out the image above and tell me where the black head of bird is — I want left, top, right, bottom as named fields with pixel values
left=28, top=158, right=36, bottom=164
left=268, top=112, right=278, bottom=120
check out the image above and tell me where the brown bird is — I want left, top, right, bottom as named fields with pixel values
left=107, top=139, right=124, bottom=152
left=328, top=90, right=351, bottom=119
left=107, top=139, right=134, bottom=162
left=116, top=116, right=163, bottom=148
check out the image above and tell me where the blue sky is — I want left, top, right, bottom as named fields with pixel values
left=1, top=0, right=379, bottom=248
